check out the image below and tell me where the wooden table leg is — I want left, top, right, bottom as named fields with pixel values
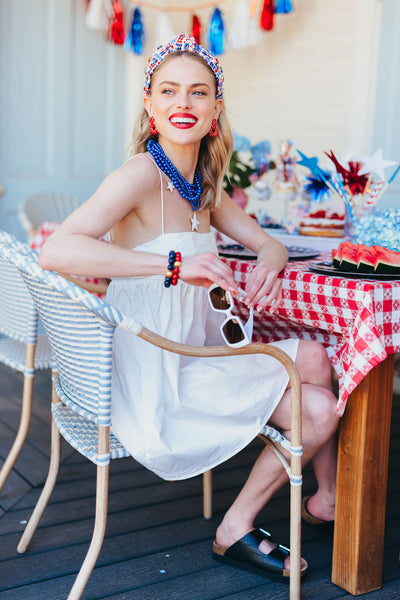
left=332, top=354, right=394, bottom=594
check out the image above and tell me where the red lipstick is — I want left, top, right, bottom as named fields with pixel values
left=169, top=112, right=198, bottom=129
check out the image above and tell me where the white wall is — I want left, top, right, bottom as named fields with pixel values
left=124, top=0, right=381, bottom=160
left=0, top=0, right=127, bottom=237
left=373, top=0, right=400, bottom=208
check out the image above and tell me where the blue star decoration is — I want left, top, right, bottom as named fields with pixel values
left=296, top=150, right=331, bottom=183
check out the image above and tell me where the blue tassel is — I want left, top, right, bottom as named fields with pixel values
left=304, top=175, right=330, bottom=204
left=275, top=0, right=293, bottom=13
left=124, top=7, right=145, bottom=55
left=207, top=8, right=225, bottom=55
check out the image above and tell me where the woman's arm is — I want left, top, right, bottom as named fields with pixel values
left=211, top=191, right=288, bottom=313
left=39, top=158, right=240, bottom=293
left=40, top=157, right=170, bottom=278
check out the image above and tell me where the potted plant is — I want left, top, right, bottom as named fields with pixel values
left=223, top=150, right=257, bottom=207
left=223, top=137, right=276, bottom=209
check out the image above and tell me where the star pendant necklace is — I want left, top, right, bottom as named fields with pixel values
left=147, top=140, right=203, bottom=232
left=166, top=179, right=200, bottom=231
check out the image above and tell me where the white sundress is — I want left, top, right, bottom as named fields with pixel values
left=107, top=158, right=299, bottom=481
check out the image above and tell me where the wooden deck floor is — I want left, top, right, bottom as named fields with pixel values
left=0, top=364, right=400, bottom=600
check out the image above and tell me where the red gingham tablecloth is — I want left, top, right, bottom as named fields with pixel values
left=32, top=222, right=399, bottom=416
left=223, top=255, right=400, bottom=415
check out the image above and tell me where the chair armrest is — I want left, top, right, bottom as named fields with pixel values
left=120, top=319, right=298, bottom=381
left=137, top=325, right=302, bottom=450
left=118, top=321, right=302, bottom=454
left=59, top=273, right=110, bottom=295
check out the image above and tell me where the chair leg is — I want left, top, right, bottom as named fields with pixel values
left=203, top=470, right=212, bottom=519
left=0, top=370, right=34, bottom=494
left=290, top=471, right=302, bottom=600
left=258, top=433, right=302, bottom=600
left=17, top=383, right=61, bottom=553
left=67, top=428, right=110, bottom=600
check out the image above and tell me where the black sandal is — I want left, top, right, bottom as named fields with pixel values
left=212, top=528, right=308, bottom=583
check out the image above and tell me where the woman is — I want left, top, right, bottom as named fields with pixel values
left=40, top=34, right=339, bottom=583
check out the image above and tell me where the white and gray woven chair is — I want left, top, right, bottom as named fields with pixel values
left=18, top=193, right=109, bottom=296
left=0, top=232, right=52, bottom=495
left=18, top=192, right=84, bottom=242
left=0, top=233, right=303, bottom=600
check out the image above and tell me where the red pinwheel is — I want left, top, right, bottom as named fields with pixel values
left=325, top=150, right=369, bottom=196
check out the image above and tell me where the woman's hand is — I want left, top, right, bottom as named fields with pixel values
left=210, top=191, right=287, bottom=312
left=179, top=252, right=239, bottom=293
left=243, top=263, right=283, bottom=315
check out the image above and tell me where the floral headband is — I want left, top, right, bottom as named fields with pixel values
left=144, top=34, right=224, bottom=99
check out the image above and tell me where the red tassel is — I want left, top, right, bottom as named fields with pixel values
left=191, top=14, right=202, bottom=44
left=110, top=0, right=125, bottom=45
left=260, top=0, right=274, bottom=31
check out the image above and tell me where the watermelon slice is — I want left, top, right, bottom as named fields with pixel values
left=339, top=241, right=357, bottom=271
left=373, top=245, right=400, bottom=274
left=356, top=244, right=375, bottom=273
left=332, top=242, right=346, bottom=268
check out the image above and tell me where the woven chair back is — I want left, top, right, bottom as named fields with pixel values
left=18, top=193, right=83, bottom=237
left=0, top=258, right=39, bottom=345
left=0, top=232, right=125, bottom=426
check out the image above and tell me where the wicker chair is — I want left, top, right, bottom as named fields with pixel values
left=17, top=193, right=110, bottom=296
left=18, top=192, right=84, bottom=242
left=0, top=233, right=303, bottom=600
left=0, top=234, right=52, bottom=495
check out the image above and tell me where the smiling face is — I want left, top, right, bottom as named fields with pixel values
left=144, top=53, right=222, bottom=151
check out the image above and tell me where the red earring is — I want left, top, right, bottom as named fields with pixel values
left=149, top=116, right=158, bottom=135
left=209, top=118, right=219, bottom=137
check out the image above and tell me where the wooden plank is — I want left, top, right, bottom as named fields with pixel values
left=0, top=420, right=51, bottom=484
left=0, top=533, right=332, bottom=600
left=0, top=365, right=52, bottom=425
left=0, top=451, right=399, bottom=600
left=332, top=355, right=395, bottom=594
left=1, top=366, right=399, bottom=599
left=0, top=474, right=288, bottom=537
left=0, top=457, right=33, bottom=512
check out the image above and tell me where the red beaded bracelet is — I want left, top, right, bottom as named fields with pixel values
left=164, top=250, right=181, bottom=287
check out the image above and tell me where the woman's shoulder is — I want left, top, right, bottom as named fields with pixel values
left=121, top=152, right=157, bottom=176
left=110, top=152, right=159, bottom=194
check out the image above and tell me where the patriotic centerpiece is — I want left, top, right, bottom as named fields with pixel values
left=296, top=148, right=400, bottom=247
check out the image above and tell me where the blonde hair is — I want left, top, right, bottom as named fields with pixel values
left=128, top=52, right=233, bottom=210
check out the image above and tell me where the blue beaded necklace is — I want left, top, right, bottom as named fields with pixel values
left=147, top=139, right=203, bottom=212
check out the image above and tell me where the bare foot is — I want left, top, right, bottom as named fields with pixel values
left=305, top=492, right=335, bottom=522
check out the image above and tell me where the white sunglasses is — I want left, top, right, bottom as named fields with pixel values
left=208, top=284, right=253, bottom=348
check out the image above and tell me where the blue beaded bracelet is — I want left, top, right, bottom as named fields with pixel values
left=164, top=250, right=181, bottom=287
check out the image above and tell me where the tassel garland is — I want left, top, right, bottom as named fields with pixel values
left=260, top=0, right=274, bottom=31
left=124, top=7, right=145, bottom=54
left=83, top=0, right=294, bottom=55
left=155, top=12, right=175, bottom=46
left=85, top=0, right=112, bottom=31
left=208, top=8, right=225, bottom=55
left=275, top=0, right=293, bottom=14
left=110, top=0, right=126, bottom=45
left=191, top=14, right=202, bottom=44
left=229, top=0, right=250, bottom=50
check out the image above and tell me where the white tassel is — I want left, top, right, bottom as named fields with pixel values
left=247, top=12, right=262, bottom=47
left=85, top=0, right=113, bottom=31
left=228, top=0, right=261, bottom=49
left=154, top=12, right=175, bottom=47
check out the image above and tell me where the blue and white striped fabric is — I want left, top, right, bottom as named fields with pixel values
left=0, top=260, right=38, bottom=345
left=0, top=230, right=141, bottom=465
left=0, top=232, right=52, bottom=375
